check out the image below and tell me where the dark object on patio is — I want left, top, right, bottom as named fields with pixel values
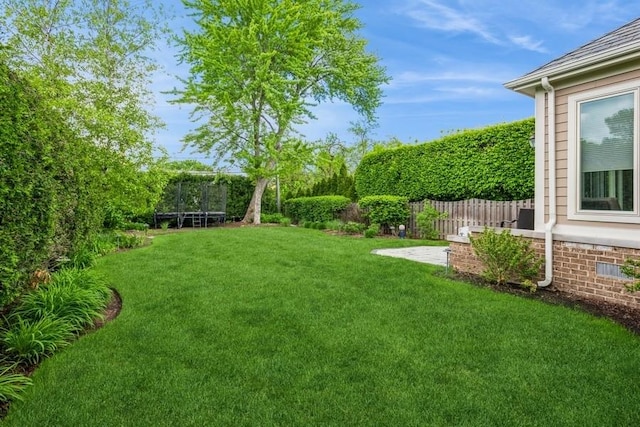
left=500, top=208, right=534, bottom=230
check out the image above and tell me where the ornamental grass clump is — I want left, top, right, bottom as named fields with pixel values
left=2, top=317, right=75, bottom=365
left=0, top=365, right=32, bottom=403
left=12, top=269, right=111, bottom=332
left=469, top=227, right=542, bottom=287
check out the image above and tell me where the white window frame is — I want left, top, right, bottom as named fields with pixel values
left=567, top=81, right=640, bottom=223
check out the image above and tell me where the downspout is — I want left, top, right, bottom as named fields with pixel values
left=538, top=77, right=556, bottom=288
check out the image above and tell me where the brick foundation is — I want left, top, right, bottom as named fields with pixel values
left=449, top=231, right=640, bottom=309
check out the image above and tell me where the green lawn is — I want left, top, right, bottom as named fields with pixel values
left=4, top=227, right=640, bottom=426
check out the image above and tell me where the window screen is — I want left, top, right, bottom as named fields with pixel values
left=579, top=92, right=634, bottom=211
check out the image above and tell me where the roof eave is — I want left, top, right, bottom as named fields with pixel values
left=504, top=43, right=640, bottom=97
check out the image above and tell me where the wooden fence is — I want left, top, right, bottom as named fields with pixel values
left=408, top=199, right=535, bottom=239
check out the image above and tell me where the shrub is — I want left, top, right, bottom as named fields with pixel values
left=0, top=365, right=32, bottom=402
left=416, top=204, right=448, bottom=239
left=359, top=196, right=409, bottom=228
left=364, top=223, right=380, bottom=238
left=325, top=220, right=344, bottom=231
left=469, top=227, right=542, bottom=286
left=261, top=213, right=285, bottom=224
left=284, top=196, right=350, bottom=223
left=114, top=231, right=146, bottom=250
left=2, top=316, right=75, bottom=364
left=355, top=118, right=535, bottom=201
left=90, top=233, right=118, bottom=256
left=122, top=221, right=149, bottom=232
left=279, top=217, right=291, bottom=227
left=342, top=221, right=366, bottom=234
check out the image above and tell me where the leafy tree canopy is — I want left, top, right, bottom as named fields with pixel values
left=173, top=0, right=389, bottom=223
left=0, top=0, right=169, bottom=217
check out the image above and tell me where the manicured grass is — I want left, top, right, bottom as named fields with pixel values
left=4, top=227, right=640, bottom=425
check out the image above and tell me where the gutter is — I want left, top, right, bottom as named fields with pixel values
left=538, top=77, right=556, bottom=288
left=504, top=45, right=640, bottom=97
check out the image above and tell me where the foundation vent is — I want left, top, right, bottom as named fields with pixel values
left=596, top=262, right=631, bottom=280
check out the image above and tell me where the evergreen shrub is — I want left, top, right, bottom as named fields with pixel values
left=359, top=195, right=409, bottom=228
left=284, top=196, right=350, bottom=223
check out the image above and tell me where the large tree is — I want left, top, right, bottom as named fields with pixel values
left=0, top=0, right=168, bottom=218
left=174, top=0, right=388, bottom=223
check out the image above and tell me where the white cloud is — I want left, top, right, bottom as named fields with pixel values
left=396, top=0, right=550, bottom=52
left=392, top=70, right=509, bottom=87
left=402, top=0, right=500, bottom=44
left=508, top=35, right=548, bottom=53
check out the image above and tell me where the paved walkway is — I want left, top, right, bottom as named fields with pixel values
left=371, top=246, right=451, bottom=267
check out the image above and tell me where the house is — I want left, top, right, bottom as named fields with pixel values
left=449, top=18, right=640, bottom=308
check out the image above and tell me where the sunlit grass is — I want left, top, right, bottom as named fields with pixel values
left=4, top=227, right=640, bottom=426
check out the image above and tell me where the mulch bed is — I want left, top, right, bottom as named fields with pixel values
left=449, top=271, right=640, bottom=336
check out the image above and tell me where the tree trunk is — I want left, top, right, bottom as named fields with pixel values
left=242, top=177, right=270, bottom=224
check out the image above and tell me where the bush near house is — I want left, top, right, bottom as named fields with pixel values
left=355, top=118, right=534, bottom=201
left=470, top=227, right=542, bottom=288
left=284, top=196, right=351, bottom=223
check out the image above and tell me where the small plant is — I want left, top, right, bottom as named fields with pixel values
left=364, top=223, right=380, bottom=238
left=2, top=316, right=75, bottom=365
left=416, top=204, right=448, bottom=239
left=68, top=245, right=97, bottom=269
left=115, top=231, right=146, bottom=249
left=279, top=217, right=291, bottom=227
left=521, top=279, right=537, bottom=293
left=261, top=213, right=285, bottom=224
left=0, top=365, right=32, bottom=402
left=122, top=221, right=150, bottom=232
left=90, top=233, right=118, bottom=256
left=621, top=258, right=640, bottom=292
left=342, top=221, right=366, bottom=234
left=325, top=220, right=343, bottom=231
left=12, top=268, right=111, bottom=332
left=160, top=221, right=170, bottom=231
left=469, top=227, right=542, bottom=285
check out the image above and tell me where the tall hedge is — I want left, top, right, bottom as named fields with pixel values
left=284, top=196, right=351, bottom=223
left=0, top=64, right=56, bottom=303
left=0, top=63, right=105, bottom=306
left=355, top=119, right=535, bottom=201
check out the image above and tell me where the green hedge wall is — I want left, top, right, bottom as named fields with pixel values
left=355, top=118, right=535, bottom=201
left=284, top=196, right=351, bottom=223
left=0, top=63, right=103, bottom=306
left=0, top=64, right=56, bottom=303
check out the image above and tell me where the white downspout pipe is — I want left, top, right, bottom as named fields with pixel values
left=538, top=77, right=556, bottom=288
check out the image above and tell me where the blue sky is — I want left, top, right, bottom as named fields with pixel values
left=151, top=0, right=640, bottom=164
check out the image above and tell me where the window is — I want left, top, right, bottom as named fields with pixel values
left=568, top=83, right=639, bottom=222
